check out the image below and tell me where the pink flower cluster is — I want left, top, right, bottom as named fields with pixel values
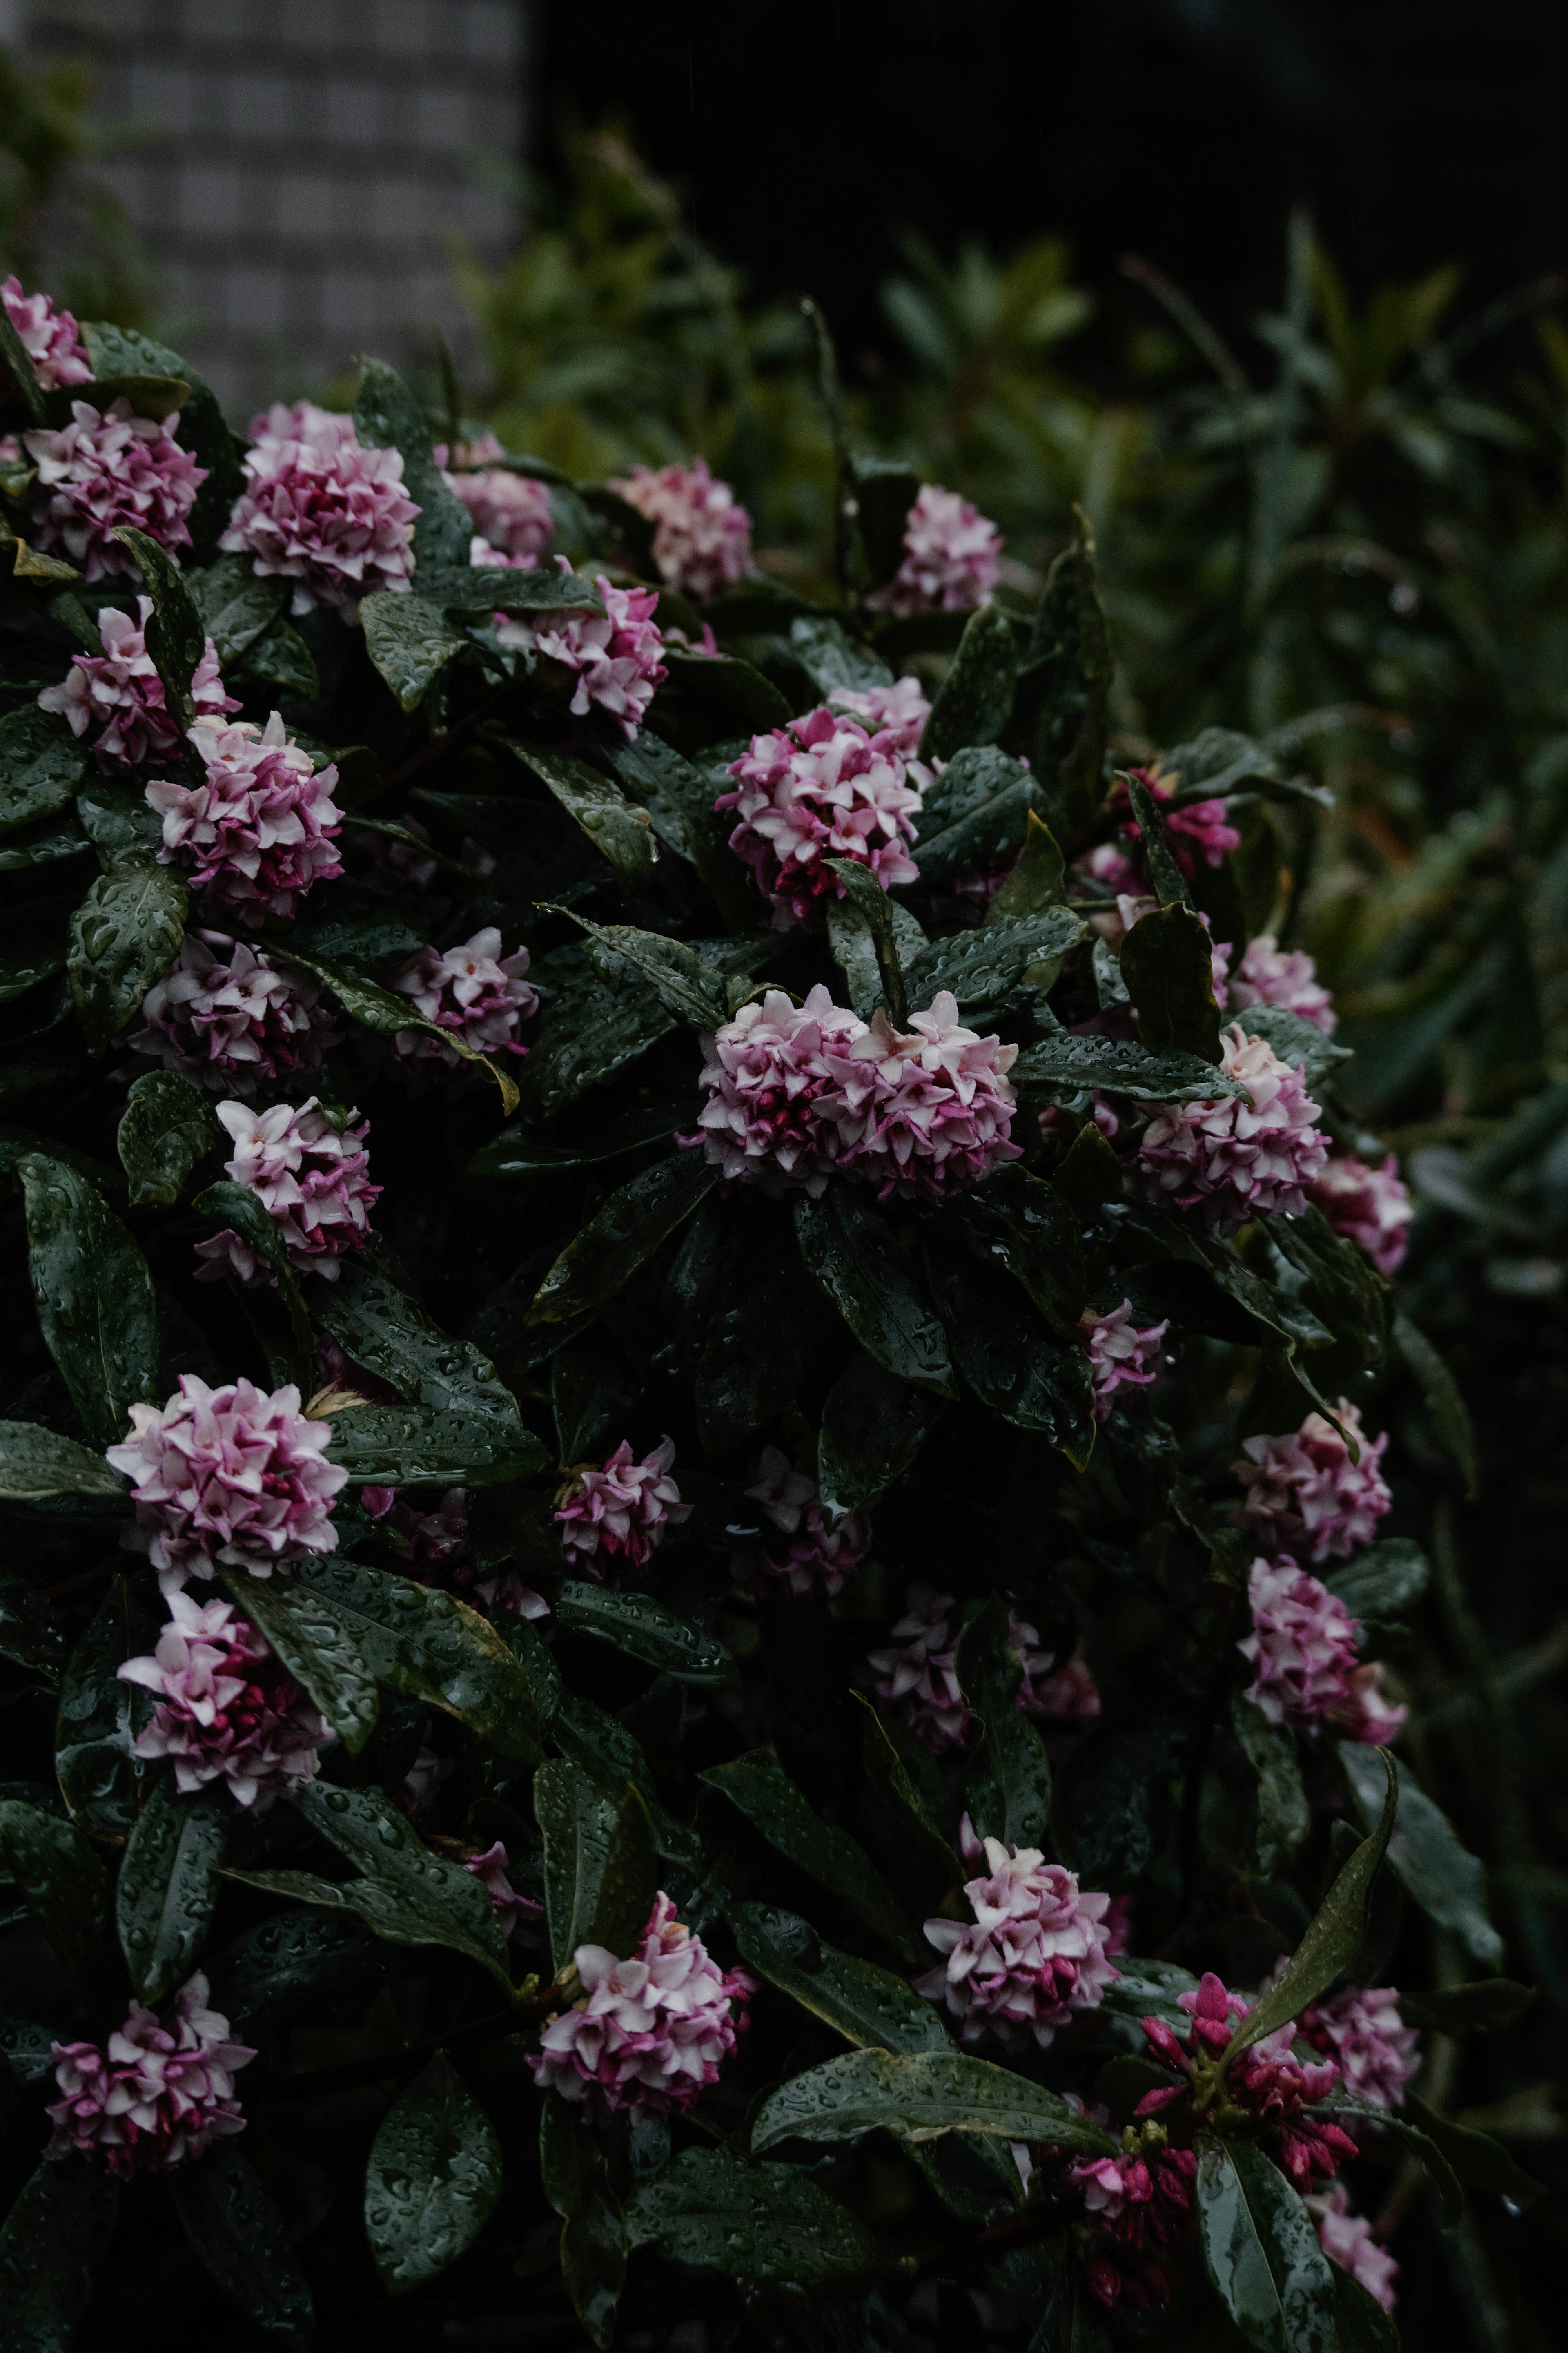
left=196, top=1097, right=379, bottom=1284
left=439, top=435, right=554, bottom=567
left=132, top=934, right=338, bottom=1094
left=829, top=675, right=936, bottom=790
left=1227, top=934, right=1337, bottom=1034
left=717, top=706, right=922, bottom=930
left=390, top=927, right=537, bottom=1068
left=496, top=561, right=666, bottom=738
left=362, top=1481, right=549, bottom=1619
left=732, top=1446, right=870, bottom=1601
left=118, top=1591, right=332, bottom=1809
left=555, top=1437, right=691, bottom=1578
left=529, top=1893, right=754, bottom=2119
left=610, top=457, right=753, bottom=601
left=1115, top=767, right=1241, bottom=880
left=1080, top=1300, right=1169, bottom=1422
left=148, top=712, right=344, bottom=922
left=1298, top=1983, right=1420, bottom=2111
left=464, top=1840, right=545, bottom=1944
left=23, top=397, right=205, bottom=581
left=37, top=598, right=237, bottom=769
left=1235, top=1400, right=1392, bottom=1563
left=1137, top=1023, right=1328, bottom=1233
left=47, top=1976, right=254, bottom=2179
left=1239, top=1556, right=1407, bottom=1746
left=220, top=401, right=419, bottom=614
left=2, top=275, right=91, bottom=388
left=1310, top=1152, right=1412, bottom=1277
left=1137, top=1973, right=1357, bottom=2195
left=869, top=1587, right=1100, bottom=1754
left=917, top=1816, right=1120, bottom=2051
left=105, top=1375, right=348, bottom=1594
left=1308, top=2183, right=1399, bottom=2313
left=691, top=985, right=1021, bottom=1204
left=1068, top=2136, right=1200, bottom=2315
left=866, top=483, right=1002, bottom=616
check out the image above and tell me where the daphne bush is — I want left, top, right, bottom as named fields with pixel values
left=0, top=283, right=1540, bottom=2353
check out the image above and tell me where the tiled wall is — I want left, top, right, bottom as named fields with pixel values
left=36, top=0, right=526, bottom=414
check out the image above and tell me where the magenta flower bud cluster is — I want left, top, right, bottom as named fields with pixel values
left=1137, top=1023, right=1328, bottom=1232
left=2, top=274, right=91, bottom=388
left=610, top=457, right=753, bottom=602
left=38, top=597, right=238, bottom=770
left=828, top=675, right=937, bottom=791
left=23, top=397, right=206, bottom=581
left=869, top=1586, right=1100, bottom=1754
left=717, top=706, right=922, bottom=930
left=916, top=1816, right=1120, bottom=2051
left=865, top=482, right=1002, bottom=616
left=47, top=1976, right=254, bottom=2178
left=105, top=1376, right=348, bottom=1595
left=1068, top=2141, right=1200, bottom=2316
left=1137, top=1973, right=1358, bottom=2196
left=132, top=935, right=339, bottom=1094
left=196, top=1098, right=379, bottom=1284
left=1239, top=1556, right=1407, bottom=1746
left=220, top=401, right=419, bottom=614
left=390, top=927, right=538, bottom=1067
left=731, top=1446, right=870, bottom=1601
left=148, top=712, right=345, bottom=923
left=118, top=1592, right=333, bottom=1809
left=1234, top=1400, right=1392, bottom=1563
left=528, top=1894, right=754, bottom=2119
left=555, top=1437, right=691, bottom=1578
left=1310, top=1152, right=1412, bottom=1276
left=1080, top=1299, right=1170, bottom=1422
left=496, top=561, right=667, bottom=738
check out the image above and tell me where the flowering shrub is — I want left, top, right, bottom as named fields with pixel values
left=0, top=285, right=1532, bottom=2353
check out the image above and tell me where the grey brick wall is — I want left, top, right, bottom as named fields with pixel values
left=33, top=0, right=527, bottom=416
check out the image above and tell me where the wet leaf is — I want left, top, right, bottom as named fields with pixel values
left=1120, top=902, right=1222, bottom=1063
left=190, top=1177, right=312, bottom=1381
left=535, top=1755, right=658, bottom=1969
left=361, top=590, right=466, bottom=711
left=0, top=1421, right=127, bottom=1504
left=956, top=1594, right=1055, bottom=1849
left=108, top=525, right=206, bottom=733
left=987, top=808, right=1066, bottom=920
left=1339, top=1740, right=1502, bottom=1966
left=314, top=1257, right=526, bottom=1436
left=184, top=554, right=288, bottom=663
left=1231, top=1695, right=1310, bottom=1876
left=544, top=905, right=727, bottom=1028
left=115, top=1780, right=227, bottom=2003
left=1196, top=2139, right=1338, bottom=2353
left=940, top=1161, right=1086, bottom=1335
left=116, top=1069, right=219, bottom=1208
left=1324, top=1537, right=1430, bottom=1626
left=555, top=1581, right=739, bottom=1686
left=926, top=1238, right=1094, bottom=1463
left=172, top=2143, right=314, bottom=2343
left=0, top=708, right=89, bottom=837
left=0, top=1798, right=113, bottom=1991
left=823, top=856, right=908, bottom=1023
left=0, top=1570, right=66, bottom=1681
left=903, top=907, right=1084, bottom=1011
left=539, top=2099, right=626, bottom=2348
left=220, top=1568, right=381, bottom=1756
left=662, top=646, right=792, bottom=730
left=695, top=1267, right=819, bottom=1461
left=602, top=729, right=753, bottom=926
left=816, top=1351, right=935, bottom=1519
left=503, top=740, right=656, bottom=893
left=1020, top=508, right=1111, bottom=831
left=788, top=613, right=894, bottom=695
left=322, top=1404, right=547, bottom=1489
left=920, top=604, right=1017, bottom=765
left=528, top=1153, right=720, bottom=1325
left=67, top=859, right=187, bottom=1053
left=353, top=356, right=472, bottom=572
left=624, top=2146, right=873, bottom=2282
left=751, top=2048, right=1118, bottom=2155
left=1009, top=1032, right=1250, bottom=1103
left=699, top=1751, right=921, bottom=1962
left=730, top=1903, right=951, bottom=2053
left=274, top=942, right=518, bottom=1111
left=794, top=1188, right=955, bottom=1398
left=0, top=2161, right=118, bottom=2353
left=1124, top=770, right=1192, bottom=911
left=365, top=2050, right=502, bottom=2293
left=53, top=1578, right=154, bottom=1840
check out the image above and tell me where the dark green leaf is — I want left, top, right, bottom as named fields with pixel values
left=920, top=604, right=1017, bottom=766
left=82, top=323, right=245, bottom=559
left=550, top=1693, right=701, bottom=1871
left=543, top=905, right=727, bottom=1028
left=788, top=613, right=894, bottom=695
left=826, top=888, right=927, bottom=1019
left=1020, top=508, right=1111, bottom=832
left=956, top=1594, right=1055, bottom=1848
left=190, top=1178, right=312, bottom=1381
left=535, top=1756, right=658, bottom=1969
left=314, top=1257, right=528, bottom=1437
left=1231, top=1695, right=1310, bottom=1876
left=53, top=1578, right=154, bottom=1839
left=1404, top=2091, right=1546, bottom=2209
left=1196, top=2139, right=1339, bottom=2353
left=365, top=2050, right=503, bottom=2293
left=731, top=1903, right=951, bottom=2053
left=817, top=1351, right=935, bottom=1518
left=941, top=1162, right=1086, bottom=1336
left=0, top=2161, right=118, bottom=2353
left=172, top=2142, right=314, bottom=2343
left=1394, top=1313, right=1479, bottom=1498
left=1325, top=1538, right=1430, bottom=1626
left=0, top=821, right=91, bottom=875
left=67, top=860, right=187, bottom=1052
left=1339, top=1740, right=1503, bottom=1966
left=1009, top=1032, right=1250, bottom=1103
left=539, top=2099, right=626, bottom=2349
left=116, top=1069, right=219, bottom=1208
left=855, top=1695, right=962, bottom=1911
left=823, top=857, right=908, bottom=1024
left=184, top=554, right=288, bottom=663
left=0, top=1569, right=65, bottom=1680
left=500, top=740, right=656, bottom=893
left=520, top=943, right=679, bottom=1118
left=115, top=1780, right=227, bottom=2003
left=624, top=2147, right=873, bottom=2282
left=273, top=942, right=519, bottom=1111
left=237, top=613, right=318, bottom=698
left=0, top=1799, right=112, bottom=1990
left=207, top=1910, right=379, bottom=2035
left=794, top=1188, right=955, bottom=1398
left=1052, top=1717, right=1179, bottom=1888
left=913, top=776, right=1043, bottom=888
left=1398, top=1980, right=1534, bottom=2035
left=352, top=356, right=472, bottom=572
left=662, top=647, right=792, bottom=730
left=107, top=525, right=206, bottom=733
left=1120, top=903, right=1222, bottom=1062
left=601, top=729, right=753, bottom=926
left=0, top=912, right=68, bottom=1008
left=1314, top=2089, right=1463, bottom=2228
left=425, top=563, right=600, bottom=613
left=926, top=1240, right=1095, bottom=1464
left=695, top=1266, right=820, bottom=1460
left=849, top=457, right=923, bottom=589
left=1124, top=770, right=1192, bottom=911
left=0, top=708, right=89, bottom=837
left=1051, top=1118, right=1125, bottom=1214
left=1331, top=2262, right=1401, bottom=2353
left=471, top=1096, right=685, bottom=1178
left=221, top=1568, right=380, bottom=1755
left=903, top=907, right=1084, bottom=1012
left=0, top=308, right=44, bottom=420
left=987, top=809, right=1066, bottom=921
left=529, top=1152, right=720, bottom=1325
left=323, top=1404, right=548, bottom=1488
left=20, top=1154, right=158, bottom=1448
left=699, top=1751, right=921, bottom=1962
left=751, top=2049, right=1118, bottom=2156
left=360, top=590, right=466, bottom=712
left=1239, top=1004, right=1354, bottom=1093
left=76, top=776, right=163, bottom=865
left=555, top=1581, right=739, bottom=1687
left=0, top=1421, right=127, bottom=1503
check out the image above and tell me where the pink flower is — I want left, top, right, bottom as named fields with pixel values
left=555, top=1438, right=691, bottom=1577
left=1072, top=841, right=1141, bottom=899
left=47, top=1976, right=254, bottom=2178
left=23, top=397, right=205, bottom=581
left=196, top=1097, right=379, bottom=1284
left=495, top=561, right=666, bottom=739
left=609, top=457, right=753, bottom=601
left=1227, top=934, right=1337, bottom=1034
left=1238, top=1556, right=1406, bottom=1745
left=1307, top=2183, right=1399, bottom=2313
left=733, top=1447, right=869, bottom=1601
left=366, top=1483, right=549, bottom=1619
left=37, top=598, right=238, bottom=770
left=117, top=1591, right=332, bottom=1809
left=464, top=1841, right=545, bottom=1945
left=690, top=984, right=868, bottom=1196
left=1298, top=1984, right=1420, bottom=2111
left=528, top=1893, right=753, bottom=2119
left=866, top=483, right=1002, bottom=616
left=1080, top=1299, right=1169, bottom=1422
left=220, top=401, right=419, bottom=615
left=717, top=706, right=922, bottom=930
left=824, top=991, right=1022, bottom=1201
left=829, top=675, right=937, bottom=792
left=869, top=1589, right=1095, bottom=1754
left=1235, top=1401, right=1392, bottom=1562
left=1114, top=768, right=1241, bottom=880
left=1068, top=2138, right=1198, bottom=2311
left=131, top=933, right=338, bottom=1093
left=1137, top=1023, right=1328, bottom=1232
left=147, top=711, right=344, bottom=923
left=390, top=927, right=537, bottom=1067
left=916, top=1815, right=1119, bottom=2051
left=441, top=449, right=552, bottom=566
left=1310, top=1153, right=1411, bottom=1277
left=1136, top=1972, right=1356, bottom=2195
left=2, top=275, right=91, bottom=388
left=105, top=1374, right=348, bottom=1593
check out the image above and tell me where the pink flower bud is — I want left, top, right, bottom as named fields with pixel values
left=1234, top=1400, right=1392, bottom=1563
left=915, top=1817, right=1120, bottom=2051
left=147, top=711, right=344, bottom=923
left=1310, top=1152, right=1412, bottom=1277
left=118, top=1592, right=332, bottom=1809
left=2, top=275, right=91, bottom=388
left=1137, top=1023, right=1328, bottom=1232
left=733, top=1446, right=869, bottom=1601
left=196, top=1097, right=379, bottom=1284
left=555, top=1438, right=691, bottom=1578
left=463, top=1841, right=545, bottom=1945
left=390, top=928, right=538, bottom=1068
left=132, top=935, right=338, bottom=1093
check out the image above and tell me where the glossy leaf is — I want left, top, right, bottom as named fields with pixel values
left=1196, top=2139, right=1338, bottom=2353
left=816, top=1350, right=935, bottom=1518
left=1009, top=1032, right=1250, bottom=1103
left=1241, top=1003, right=1355, bottom=1093
left=109, top=525, right=206, bottom=732
left=1021, top=508, right=1112, bottom=831
left=823, top=855, right=908, bottom=1023
left=1404, top=2089, right=1545, bottom=2209
left=662, top=646, right=792, bottom=729
left=20, top=1153, right=158, bottom=1451
left=0, top=1421, right=127, bottom=1503
left=1339, top=1739, right=1503, bottom=1965
left=503, top=740, right=656, bottom=892
left=826, top=887, right=927, bottom=1019
left=539, top=2098, right=626, bottom=2349
left=220, top=1568, right=381, bottom=1755
left=1231, top=1695, right=1310, bottom=1876
left=545, top=903, right=727, bottom=1028
left=207, top=1910, right=379, bottom=2036
left=1315, top=2089, right=1463, bottom=2228
left=794, top=1187, right=955, bottom=1398
left=751, top=2048, right=1119, bottom=2155
left=115, top=1780, right=227, bottom=2003
left=172, top=2143, right=314, bottom=2343
left=1124, top=769, right=1192, bottom=910
left=190, top=1178, right=312, bottom=1380
left=789, top=613, right=893, bottom=694
left=602, top=728, right=753, bottom=925
left=0, top=708, right=89, bottom=837
left=67, top=859, right=187, bottom=1053
left=920, top=603, right=1017, bottom=765
left=53, top=1578, right=155, bottom=1839
left=185, top=553, right=288, bottom=662
left=926, top=1239, right=1095, bottom=1463
left=365, top=2050, right=503, bottom=2293
left=903, top=906, right=1084, bottom=1011
left=1394, top=1312, right=1479, bottom=1497
left=82, top=323, right=244, bottom=558
left=1120, top=902, right=1223, bottom=1062
left=0, top=2161, right=118, bottom=2353
left=360, top=589, right=466, bottom=711
left=0, top=1569, right=65, bottom=1681
left=911, top=774, right=1042, bottom=883
left=695, top=1265, right=820, bottom=1460
left=116, top=1069, right=219, bottom=1208
left=941, top=1161, right=1086, bottom=1335
left=555, top=1581, right=739, bottom=1686
left=987, top=808, right=1065, bottom=920
left=955, top=1594, right=1054, bottom=1849
left=1325, top=1537, right=1431, bottom=1625
left=353, top=356, right=472, bottom=571
left=731, top=1902, right=951, bottom=2053
left=624, top=2147, right=873, bottom=2282
left=274, top=942, right=519, bottom=1111
left=535, top=1755, right=658, bottom=1969
left=314, top=1257, right=528, bottom=1437
left=322, top=1404, right=548, bottom=1488
left=699, top=1751, right=921, bottom=1961
left=0, top=1799, right=112, bottom=1990
left=528, top=1152, right=720, bottom=1325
